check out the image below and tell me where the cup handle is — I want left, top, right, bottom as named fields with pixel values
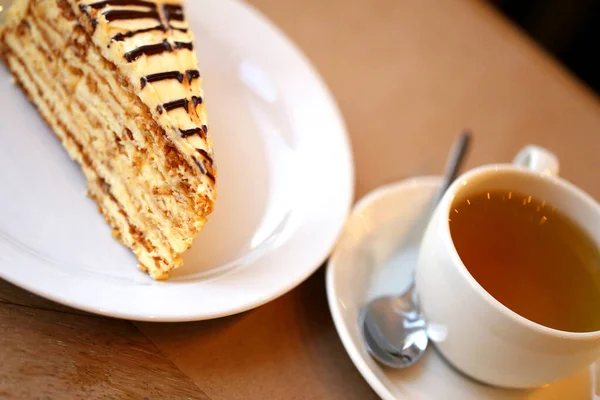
left=512, top=145, right=559, bottom=177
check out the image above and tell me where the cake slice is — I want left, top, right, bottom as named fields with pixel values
left=0, top=0, right=217, bottom=279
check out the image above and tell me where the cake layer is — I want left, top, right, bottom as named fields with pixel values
left=2, top=40, right=175, bottom=277
left=0, top=0, right=217, bottom=279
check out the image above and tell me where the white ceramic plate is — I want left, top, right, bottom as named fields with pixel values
left=0, top=0, right=353, bottom=321
left=327, top=177, right=594, bottom=400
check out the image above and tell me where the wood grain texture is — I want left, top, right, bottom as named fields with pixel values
left=137, top=268, right=379, bottom=400
left=0, top=279, right=93, bottom=317
left=0, top=300, right=209, bottom=399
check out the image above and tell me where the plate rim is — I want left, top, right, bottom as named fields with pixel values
left=0, top=0, right=355, bottom=321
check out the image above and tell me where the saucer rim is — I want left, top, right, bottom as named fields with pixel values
left=326, top=175, right=594, bottom=399
left=326, top=176, right=441, bottom=400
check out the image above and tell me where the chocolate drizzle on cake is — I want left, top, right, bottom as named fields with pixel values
left=191, top=96, right=203, bottom=107
left=180, top=128, right=201, bottom=138
left=193, top=156, right=207, bottom=174
left=87, top=0, right=157, bottom=9
left=180, top=125, right=206, bottom=139
left=79, top=4, right=98, bottom=29
left=158, top=95, right=204, bottom=118
left=112, top=25, right=167, bottom=41
left=139, top=70, right=199, bottom=90
left=103, top=9, right=160, bottom=22
left=186, top=69, right=200, bottom=83
left=79, top=1, right=210, bottom=148
left=196, top=149, right=213, bottom=167
left=178, top=124, right=209, bottom=140
left=163, top=4, right=184, bottom=21
left=173, top=41, right=193, bottom=51
left=170, top=26, right=188, bottom=33
left=162, top=98, right=189, bottom=112
left=123, top=40, right=193, bottom=62
left=193, top=149, right=216, bottom=182
left=124, top=40, right=172, bottom=62
left=167, top=14, right=185, bottom=22
left=141, top=71, right=184, bottom=88
left=82, top=0, right=161, bottom=26
left=83, top=0, right=189, bottom=43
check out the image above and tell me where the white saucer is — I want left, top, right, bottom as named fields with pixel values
left=326, top=177, right=595, bottom=399
left=0, top=0, right=353, bottom=321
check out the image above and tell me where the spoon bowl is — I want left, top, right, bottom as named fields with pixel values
left=359, top=131, right=471, bottom=368
left=361, top=290, right=428, bottom=368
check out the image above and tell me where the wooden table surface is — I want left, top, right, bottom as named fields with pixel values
left=2, top=0, right=600, bottom=399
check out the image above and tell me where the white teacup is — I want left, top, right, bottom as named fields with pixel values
left=416, top=145, right=600, bottom=389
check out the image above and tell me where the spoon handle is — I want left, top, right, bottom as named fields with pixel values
left=432, top=130, right=472, bottom=207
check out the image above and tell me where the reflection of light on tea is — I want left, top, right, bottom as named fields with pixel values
left=450, top=189, right=600, bottom=332
left=508, top=192, right=512, bottom=199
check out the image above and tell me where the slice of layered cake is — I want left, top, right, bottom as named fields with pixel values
left=0, top=0, right=216, bottom=279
